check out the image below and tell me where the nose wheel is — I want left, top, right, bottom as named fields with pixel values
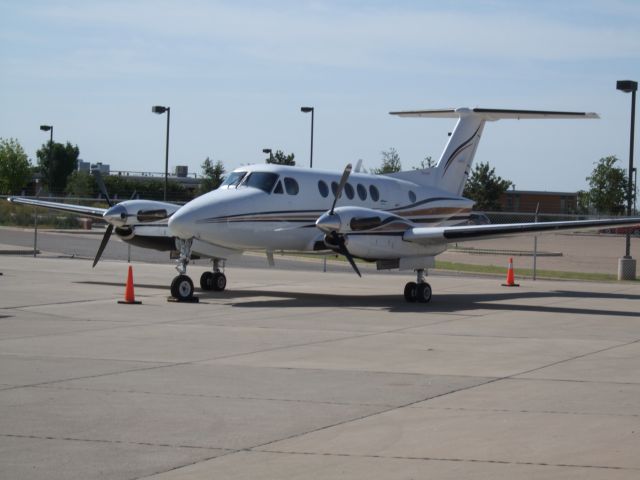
left=171, top=274, right=195, bottom=300
left=404, top=268, right=432, bottom=303
left=169, top=238, right=199, bottom=302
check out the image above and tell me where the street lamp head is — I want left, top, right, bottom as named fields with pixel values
left=39, top=125, right=52, bottom=132
left=262, top=148, right=272, bottom=154
left=152, top=105, right=168, bottom=114
left=301, top=106, right=314, bottom=113
left=617, top=80, right=638, bottom=93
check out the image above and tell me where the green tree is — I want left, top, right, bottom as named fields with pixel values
left=65, top=171, right=96, bottom=197
left=200, top=157, right=226, bottom=194
left=266, top=150, right=295, bottom=166
left=413, top=155, right=435, bottom=170
left=373, top=147, right=402, bottom=174
left=0, top=138, right=31, bottom=194
left=463, top=161, right=512, bottom=211
left=36, top=141, right=80, bottom=194
left=585, top=156, right=628, bottom=215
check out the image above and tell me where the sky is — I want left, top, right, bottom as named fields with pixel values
left=1, top=0, right=639, bottom=192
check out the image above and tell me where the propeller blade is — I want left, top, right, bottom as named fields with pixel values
left=130, top=190, right=137, bottom=200
left=330, top=163, right=352, bottom=215
left=332, top=232, right=361, bottom=277
left=93, top=171, right=112, bottom=207
left=93, top=224, right=113, bottom=268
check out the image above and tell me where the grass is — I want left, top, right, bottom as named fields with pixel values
left=434, top=260, right=620, bottom=282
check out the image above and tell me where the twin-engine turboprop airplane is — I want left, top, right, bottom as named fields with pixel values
left=165, top=107, right=640, bottom=302
left=9, top=107, right=640, bottom=303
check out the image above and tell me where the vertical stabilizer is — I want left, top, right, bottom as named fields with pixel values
left=388, top=108, right=598, bottom=196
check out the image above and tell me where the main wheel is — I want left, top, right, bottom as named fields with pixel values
left=171, top=275, right=194, bottom=300
left=404, top=282, right=417, bottom=302
left=415, top=282, right=432, bottom=303
left=200, top=271, right=214, bottom=290
left=211, top=272, right=227, bottom=291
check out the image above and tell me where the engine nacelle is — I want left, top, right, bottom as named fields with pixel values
left=316, top=206, right=413, bottom=235
left=103, top=200, right=180, bottom=227
left=343, top=233, right=447, bottom=260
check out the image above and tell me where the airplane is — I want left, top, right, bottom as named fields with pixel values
left=165, top=107, right=640, bottom=302
left=9, top=107, right=640, bottom=303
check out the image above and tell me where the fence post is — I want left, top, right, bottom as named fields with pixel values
left=533, top=202, right=540, bottom=280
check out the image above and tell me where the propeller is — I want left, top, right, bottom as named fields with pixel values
left=316, top=164, right=361, bottom=277
left=93, top=224, right=113, bottom=268
left=92, top=171, right=119, bottom=268
left=93, top=170, right=112, bottom=207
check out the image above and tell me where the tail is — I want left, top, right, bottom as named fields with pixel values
left=388, top=108, right=599, bottom=196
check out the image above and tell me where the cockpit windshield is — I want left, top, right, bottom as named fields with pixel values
left=220, top=171, right=247, bottom=188
left=239, top=172, right=279, bottom=193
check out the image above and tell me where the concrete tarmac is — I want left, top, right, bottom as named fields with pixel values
left=1, top=253, right=640, bottom=479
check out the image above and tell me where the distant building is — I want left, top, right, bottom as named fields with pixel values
left=500, top=190, right=578, bottom=214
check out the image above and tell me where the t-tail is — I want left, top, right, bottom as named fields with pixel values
left=388, top=108, right=599, bottom=196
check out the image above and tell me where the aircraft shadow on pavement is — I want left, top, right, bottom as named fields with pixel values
left=198, top=288, right=640, bottom=317
left=77, top=281, right=640, bottom=316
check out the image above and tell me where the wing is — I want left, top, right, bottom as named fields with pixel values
left=404, top=217, right=640, bottom=244
left=7, top=196, right=107, bottom=219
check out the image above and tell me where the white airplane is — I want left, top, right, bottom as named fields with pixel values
left=9, top=107, right=639, bottom=303
left=165, top=107, right=640, bottom=302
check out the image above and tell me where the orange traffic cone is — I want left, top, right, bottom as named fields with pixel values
left=501, top=257, right=520, bottom=287
left=118, top=265, right=142, bottom=304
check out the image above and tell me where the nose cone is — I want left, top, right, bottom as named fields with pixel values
left=103, top=204, right=128, bottom=226
left=168, top=206, right=197, bottom=239
left=315, top=212, right=341, bottom=234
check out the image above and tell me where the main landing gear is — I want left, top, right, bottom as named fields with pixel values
left=403, top=268, right=432, bottom=303
left=169, top=239, right=227, bottom=302
left=200, top=259, right=226, bottom=292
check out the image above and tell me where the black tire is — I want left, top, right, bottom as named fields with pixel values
left=416, top=282, right=432, bottom=303
left=404, top=282, right=417, bottom=302
left=212, top=272, right=227, bottom=291
left=200, top=271, right=214, bottom=290
left=171, top=275, right=194, bottom=300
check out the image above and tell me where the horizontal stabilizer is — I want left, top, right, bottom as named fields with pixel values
left=390, top=108, right=599, bottom=120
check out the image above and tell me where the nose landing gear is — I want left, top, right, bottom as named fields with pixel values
left=403, top=268, right=432, bottom=303
left=169, top=238, right=199, bottom=302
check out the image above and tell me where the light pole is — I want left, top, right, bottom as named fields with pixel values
left=39, top=125, right=53, bottom=193
left=616, top=79, right=637, bottom=280
left=152, top=105, right=170, bottom=201
left=262, top=148, right=273, bottom=163
left=301, top=106, right=314, bottom=168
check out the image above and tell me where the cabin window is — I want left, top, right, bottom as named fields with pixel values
left=241, top=172, right=279, bottom=193
left=331, top=181, right=339, bottom=197
left=408, top=190, right=416, bottom=203
left=221, top=171, right=247, bottom=188
left=357, top=184, right=367, bottom=201
left=369, top=185, right=380, bottom=201
left=344, top=183, right=354, bottom=200
left=273, top=181, right=284, bottom=194
left=318, top=180, right=329, bottom=198
left=284, top=177, right=299, bottom=195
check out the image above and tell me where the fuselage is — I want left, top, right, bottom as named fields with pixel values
left=168, top=164, right=473, bottom=255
